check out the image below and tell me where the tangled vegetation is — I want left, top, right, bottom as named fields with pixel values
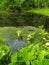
left=9, top=26, right=49, bottom=65
left=0, top=0, right=49, bottom=11
left=0, top=37, right=10, bottom=65
left=0, top=26, right=49, bottom=65
left=0, top=0, right=49, bottom=65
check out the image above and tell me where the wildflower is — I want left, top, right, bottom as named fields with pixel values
left=28, top=34, right=32, bottom=38
left=46, top=42, right=49, bottom=46
left=43, top=38, right=46, bottom=40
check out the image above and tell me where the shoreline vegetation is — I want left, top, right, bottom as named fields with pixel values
left=27, top=8, right=49, bottom=16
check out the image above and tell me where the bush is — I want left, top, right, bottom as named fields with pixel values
left=9, top=26, right=49, bottom=65
left=0, top=37, right=10, bottom=65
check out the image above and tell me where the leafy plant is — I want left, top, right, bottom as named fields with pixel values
left=16, top=26, right=48, bottom=45
left=0, top=36, right=10, bottom=65
left=0, top=44, right=10, bottom=59
left=9, top=43, right=49, bottom=65
left=9, top=27, right=49, bottom=65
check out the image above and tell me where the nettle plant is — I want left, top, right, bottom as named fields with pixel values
left=0, top=37, right=10, bottom=65
left=8, top=26, right=49, bottom=65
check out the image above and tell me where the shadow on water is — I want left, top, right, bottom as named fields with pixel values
left=0, top=12, right=49, bottom=31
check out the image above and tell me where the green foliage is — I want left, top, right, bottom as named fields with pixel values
left=0, top=37, right=10, bottom=65
left=0, top=26, right=49, bottom=65
left=0, top=0, right=25, bottom=11
left=0, top=0, right=49, bottom=11
left=0, top=44, right=10, bottom=60
left=9, top=26, right=49, bottom=65
left=22, top=0, right=49, bottom=9
left=16, top=26, right=48, bottom=44
left=9, top=44, right=49, bottom=65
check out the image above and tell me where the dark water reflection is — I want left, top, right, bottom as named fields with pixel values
left=0, top=12, right=49, bottom=28
left=0, top=12, right=49, bottom=31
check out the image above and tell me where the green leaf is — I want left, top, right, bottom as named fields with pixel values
left=11, top=52, right=17, bottom=63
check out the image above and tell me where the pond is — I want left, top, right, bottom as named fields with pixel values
left=0, top=12, right=49, bottom=31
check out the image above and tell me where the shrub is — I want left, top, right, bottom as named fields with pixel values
left=9, top=26, right=49, bottom=65
left=9, top=43, right=49, bottom=65
left=0, top=37, right=10, bottom=65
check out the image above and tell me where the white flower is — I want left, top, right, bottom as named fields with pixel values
left=46, top=42, right=49, bottom=46
left=28, top=34, right=31, bottom=37
left=43, top=38, right=46, bottom=40
left=28, top=34, right=32, bottom=38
